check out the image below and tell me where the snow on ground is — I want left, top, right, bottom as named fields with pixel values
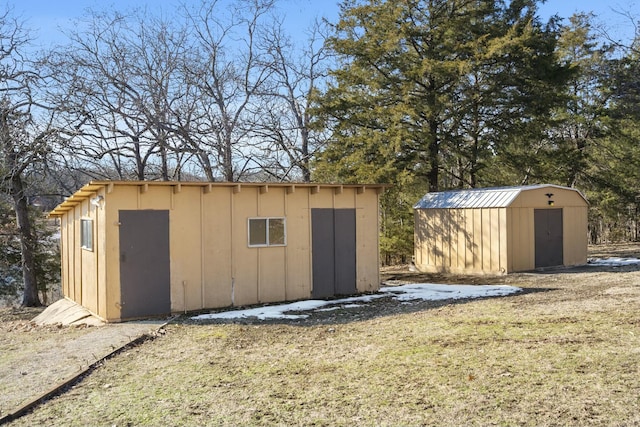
left=191, top=283, right=521, bottom=321
left=192, top=257, right=640, bottom=321
left=588, top=257, right=640, bottom=267
left=380, top=283, right=521, bottom=301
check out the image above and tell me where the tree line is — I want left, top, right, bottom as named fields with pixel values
left=0, top=0, right=638, bottom=305
left=314, top=0, right=640, bottom=263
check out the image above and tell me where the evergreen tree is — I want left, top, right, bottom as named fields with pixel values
left=549, top=13, right=613, bottom=188
left=314, top=0, right=570, bottom=261
left=586, top=47, right=640, bottom=242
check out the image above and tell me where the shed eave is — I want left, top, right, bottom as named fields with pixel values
left=48, top=180, right=390, bottom=217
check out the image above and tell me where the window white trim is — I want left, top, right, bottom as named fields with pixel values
left=247, top=217, right=286, bottom=247
left=80, top=218, right=93, bottom=251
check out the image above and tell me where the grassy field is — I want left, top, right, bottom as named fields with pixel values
left=7, top=245, right=640, bottom=426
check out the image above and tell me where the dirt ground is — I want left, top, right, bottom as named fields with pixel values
left=1, top=243, right=639, bottom=425
left=0, top=309, right=166, bottom=420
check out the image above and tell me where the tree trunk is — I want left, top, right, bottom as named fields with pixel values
left=10, top=173, right=41, bottom=307
left=427, top=125, right=439, bottom=192
left=299, top=138, right=311, bottom=182
left=133, top=136, right=145, bottom=180
left=159, top=134, right=169, bottom=181
left=223, top=135, right=234, bottom=182
left=199, top=150, right=215, bottom=181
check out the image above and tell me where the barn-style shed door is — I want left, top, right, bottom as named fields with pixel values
left=311, top=209, right=357, bottom=298
left=534, top=209, right=564, bottom=268
left=119, top=210, right=171, bottom=319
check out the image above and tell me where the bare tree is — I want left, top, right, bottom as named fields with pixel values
left=124, top=11, right=195, bottom=180
left=50, top=1, right=333, bottom=185
left=53, top=8, right=194, bottom=181
left=0, top=8, right=58, bottom=306
left=252, top=17, right=332, bottom=182
left=597, top=6, right=639, bottom=55
left=183, top=0, right=275, bottom=182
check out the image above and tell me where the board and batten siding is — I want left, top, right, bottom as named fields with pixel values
left=414, top=185, right=588, bottom=275
left=562, top=206, right=588, bottom=266
left=59, top=191, right=107, bottom=319
left=506, top=188, right=588, bottom=272
left=51, top=182, right=384, bottom=322
left=414, top=207, right=508, bottom=274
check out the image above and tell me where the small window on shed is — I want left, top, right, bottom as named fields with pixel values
left=81, top=218, right=93, bottom=251
left=248, top=218, right=286, bottom=247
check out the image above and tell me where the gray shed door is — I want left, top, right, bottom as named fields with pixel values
left=311, top=208, right=357, bottom=298
left=534, top=209, right=564, bottom=268
left=119, top=210, right=171, bottom=319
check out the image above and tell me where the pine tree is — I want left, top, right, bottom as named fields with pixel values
left=314, top=0, right=570, bottom=261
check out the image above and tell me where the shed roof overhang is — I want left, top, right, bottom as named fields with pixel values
left=49, top=181, right=390, bottom=218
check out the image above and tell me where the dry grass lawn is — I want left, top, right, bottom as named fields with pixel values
left=6, top=244, right=640, bottom=426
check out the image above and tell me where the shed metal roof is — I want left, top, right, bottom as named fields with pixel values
left=413, top=185, right=583, bottom=209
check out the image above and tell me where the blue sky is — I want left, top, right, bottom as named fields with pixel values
left=9, top=0, right=639, bottom=47
left=14, top=0, right=337, bottom=46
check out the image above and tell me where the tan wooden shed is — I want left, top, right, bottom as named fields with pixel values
left=49, top=181, right=385, bottom=322
left=413, top=185, right=588, bottom=275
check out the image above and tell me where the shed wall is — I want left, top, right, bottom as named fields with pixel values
left=283, top=190, right=312, bottom=301
left=562, top=206, right=588, bottom=266
left=60, top=214, right=71, bottom=301
left=506, top=207, right=535, bottom=272
left=202, top=187, right=233, bottom=309
left=59, top=183, right=381, bottom=321
left=73, top=207, right=81, bottom=303
left=509, top=187, right=585, bottom=208
left=414, top=207, right=508, bottom=274
left=355, top=189, right=381, bottom=292
left=80, top=209, right=97, bottom=314
left=505, top=206, right=588, bottom=271
left=57, top=189, right=107, bottom=319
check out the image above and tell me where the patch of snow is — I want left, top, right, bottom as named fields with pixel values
left=192, top=283, right=521, bottom=321
left=380, top=283, right=521, bottom=301
left=191, top=300, right=329, bottom=320
left=587, top=257, right=640, bottom=267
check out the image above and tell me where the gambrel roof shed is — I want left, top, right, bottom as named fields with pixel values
left=49, top=181, right=386, bottom=322
left=413, top=185, right=588, bottom=274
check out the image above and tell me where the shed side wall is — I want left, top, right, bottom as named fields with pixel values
left=414, top=207, right=506, bottom=274
left=73, top=206, right=82, bottom=305
left=170, top=187, right=204, bottom=312
left=59, top=192, right=106, bottom=319
left=231, top=188, right=259, bottom=306
left=59, top=214, right=71, bottom=302
left=79, top=199, right=99, bottom=315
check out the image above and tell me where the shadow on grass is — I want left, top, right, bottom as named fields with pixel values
left=178, top=285, right=557, bottom=328
left=175, top=260, right=640, bottom=327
